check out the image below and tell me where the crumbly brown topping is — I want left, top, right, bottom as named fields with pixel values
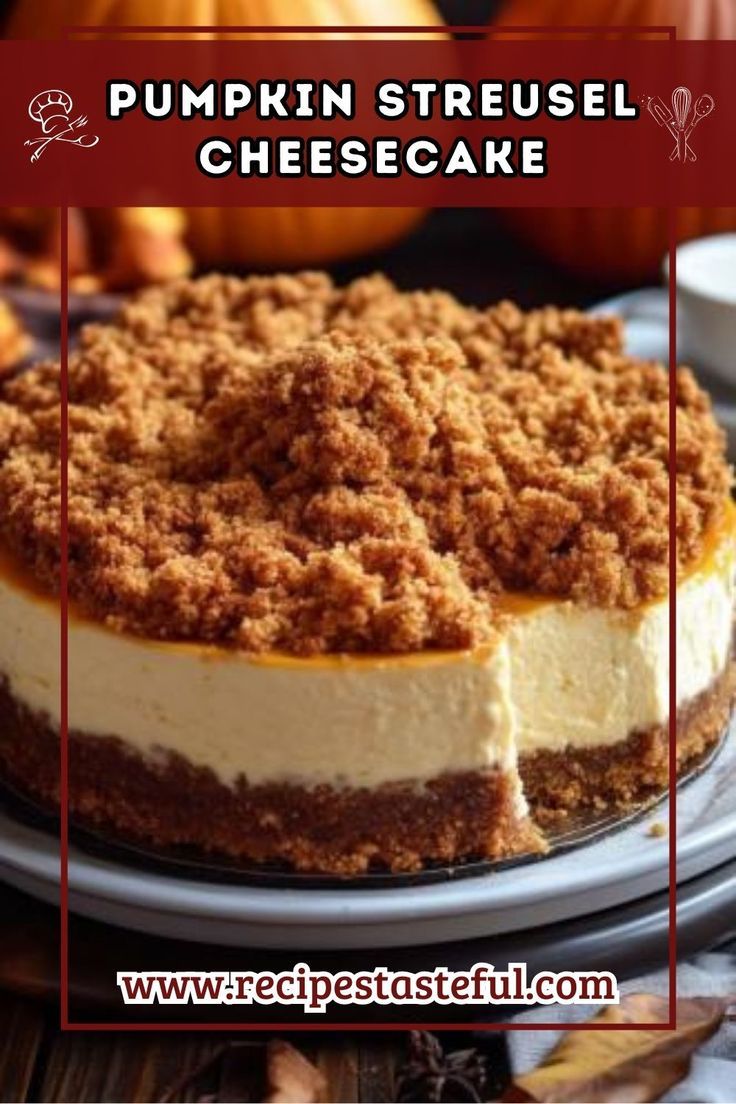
left=0, top=273, right=729, bottom=654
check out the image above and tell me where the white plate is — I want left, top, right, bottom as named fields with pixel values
left=0, top=734, right=733, bottom=949
left=0, top=290, right=733, bottom=949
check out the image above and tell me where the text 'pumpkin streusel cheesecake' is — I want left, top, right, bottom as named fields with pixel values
left=0, top=273, right=733, bottom=874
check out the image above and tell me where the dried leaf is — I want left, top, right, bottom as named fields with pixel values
left=0, top=299, right=31, bottom=373
left=0, top=237, right=23, bottom=279
left=46, top=207, right=92, bottom=275
left=503, top=992, right=732, bottom=1104
left=158, top=1044, right=232, bottom=1103
left=101, top=206, right=193, bottom=289
left=265, top=1040, right=326, bottom=1104
left=157, top=1041, right=261, bottom=1103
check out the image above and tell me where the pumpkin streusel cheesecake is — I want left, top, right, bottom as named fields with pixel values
left=0, top=274, right=733, bottom=874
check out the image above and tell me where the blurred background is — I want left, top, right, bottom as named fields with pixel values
left=0, top=0, right=734, bottom=322
left=1, top=5, right=736, bottom=1102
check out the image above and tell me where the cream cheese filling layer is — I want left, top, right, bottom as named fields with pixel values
left=0, top=573, right=516, bottom=790
left=510, top=542, right=735, bottom=755
left=0, top=528, right=732, bottom=791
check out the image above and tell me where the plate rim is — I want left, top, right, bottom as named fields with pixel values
left=1, top=781, right=733, bottom=929
left=0, top=289, right=732, bottom=933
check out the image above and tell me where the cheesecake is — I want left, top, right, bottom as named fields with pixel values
left=0, top=273, right=732, bottom=874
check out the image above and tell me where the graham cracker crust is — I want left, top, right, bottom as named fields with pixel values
left=0, top=678, right=541, bottom=875
left=520, top=658, right=736, bottom=824
left=1, top=662, right=731, bottom=873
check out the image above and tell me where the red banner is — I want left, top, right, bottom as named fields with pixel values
left=0, top=37, right=733, bottom=206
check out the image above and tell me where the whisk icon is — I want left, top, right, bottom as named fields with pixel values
left=646, top=86, right=714, bottom=163
left=672, top=86, right=691, bottom=160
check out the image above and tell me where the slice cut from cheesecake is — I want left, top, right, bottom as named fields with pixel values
left=0, top=504, right=731, bottom=872
left=0, top=555, right=538, bottom=873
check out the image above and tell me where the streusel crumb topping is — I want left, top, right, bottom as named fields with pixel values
left=0, top=273, right=729, bottom=654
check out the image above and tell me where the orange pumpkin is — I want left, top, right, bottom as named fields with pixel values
left=183, top=206, right=427, bottom=269
left=5, top=0, right=446, bottom=40
left=6, top=0, right=443, bottom=269
left=493, top=0, right=736, bottom=282
left=495, top=0, right=736, bottom=39
left=499, top=207, right=736, bottom=284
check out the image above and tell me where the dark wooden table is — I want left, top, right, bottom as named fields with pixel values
left=0, top=881, right=514, bottom=1102
left=0, top=988, right=401, bottom=1103
left=0, top=989, right=402, bottom=1102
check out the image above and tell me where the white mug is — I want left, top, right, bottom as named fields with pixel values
left=663, top=233, right=736, bottom=386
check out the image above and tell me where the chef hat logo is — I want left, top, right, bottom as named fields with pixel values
left=24, top=88, right=99, bottom=162
left=28, top=89, right=73, bottom=133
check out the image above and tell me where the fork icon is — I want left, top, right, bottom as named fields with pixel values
left=24, top=115, right=99, bottom=162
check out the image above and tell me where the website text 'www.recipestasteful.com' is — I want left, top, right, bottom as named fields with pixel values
left=117, top=963, right=619, bottom=1014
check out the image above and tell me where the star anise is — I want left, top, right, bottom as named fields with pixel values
left=394, top=1031, right=488, bottom=1102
